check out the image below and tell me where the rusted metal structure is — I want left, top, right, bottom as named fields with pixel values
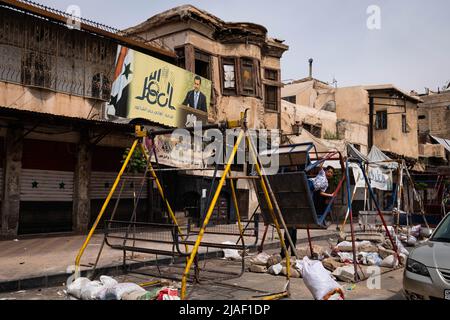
left=74, top=112, right=294, bottom=300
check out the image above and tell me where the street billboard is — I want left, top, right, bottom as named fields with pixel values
left=106, top=45, right=211, bottom=128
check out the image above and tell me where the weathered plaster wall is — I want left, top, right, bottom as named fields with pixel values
left=280, top=100, right=337, bottom=138
left=372, top=95, right=419, bottom=159
left=334, top=86, right=370, bottom=125
left=0, top=82, right=103, bottom=119
left=418, top=91, right=450, bottom=139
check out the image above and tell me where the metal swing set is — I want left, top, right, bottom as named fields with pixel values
left=73, top=109, right=403, bottom=299
left=73, top=111, right=296, bottom=300
left=254, top=144, right=401, bottom=283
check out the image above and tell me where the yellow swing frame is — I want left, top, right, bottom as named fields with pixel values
left=74, top=112, right=293, bottom=300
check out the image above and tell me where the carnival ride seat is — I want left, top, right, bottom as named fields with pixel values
left=256, top=171, right=329, bottom=229
left=256, top=142, right=339, bottom=230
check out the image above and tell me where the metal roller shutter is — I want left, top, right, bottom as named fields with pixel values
left=20, top=169, right=74, bottom=201
left=90, top=171, right=149, bottom=200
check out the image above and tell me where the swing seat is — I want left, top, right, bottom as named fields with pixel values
left=255, top=171, right=328, bottom=230
left=104, top=220, right=190, bottom=257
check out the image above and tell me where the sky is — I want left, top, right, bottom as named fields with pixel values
left=36, top=0, right=450, bottom=93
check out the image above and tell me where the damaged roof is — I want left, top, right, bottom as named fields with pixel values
left=364, top=84, right=423, bottom=103
left=125, top=4, right=288, bottom=53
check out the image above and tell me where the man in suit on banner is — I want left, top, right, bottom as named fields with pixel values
left=182, top=76, right=208, bottom=113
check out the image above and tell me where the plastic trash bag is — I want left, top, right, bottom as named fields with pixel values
left=67, top=277, right=91, bottom=299
left=395, top=236, right=410, bottom=256
left=106, top=283, right=146, bottom=300
left=407, top=236, right=417, bottom=246
left=222, top=242, right=241, bottom=260
left=366, top=253, right=382, bottom=266
left=268, top=263, right=283, bottom=275
left=157, top=288, right=180, bottom=300
left=100, top=276, right=118, bottom=287
left=299, top=257, right=343, bottom=300
left=335, top=241, right=354, bottom=252
left=337, top=252, right=354, bottom=263
left=294, top=260, right=304, bottom=274
left=94, top=276, right=120, bottom=300
left=380, top=255, right=398, bottom=268
left=80, top=280, right=104, bottom=300
left=411, top=225, right=421, bottom=238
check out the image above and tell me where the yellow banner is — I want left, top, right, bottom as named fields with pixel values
left=108, top=46, right=211, bottom=128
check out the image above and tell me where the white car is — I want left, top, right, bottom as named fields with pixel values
left=403, top=213, right=450, bottom=300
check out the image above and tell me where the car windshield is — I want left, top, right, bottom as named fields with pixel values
left=431, top=214, right=450, bottom=243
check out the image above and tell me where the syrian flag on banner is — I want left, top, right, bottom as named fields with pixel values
left=105, top=46, right=134, bottom=118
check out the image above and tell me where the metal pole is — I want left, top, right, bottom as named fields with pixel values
left=229, top=173, right=246, bottom=251
left=358, top=160, right=400, bottom=260
left=369, top=97, right=374, bottom=151
left=246, top=134, right=292, bottom=295
left=180, top=129, right=245, bottom=300
left=258, top=224, right=270, bottom=253
left=307, top=227, right=314, bottom=259
left=139, top=143, right=189, bottom=248
left=246, top=135, right=299, bottom=260
left=345, top=159, right=360, bottom=282
left=75, top=139, right=139, bottom=276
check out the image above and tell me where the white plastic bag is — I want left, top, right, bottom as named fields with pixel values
left=395, top=236, right=410, bottom=256
left=299, top=257, right=343, bottom=300
left=95, top=276, right=119, bottom=300
left=407, top=236, right=417, bottom=246
left=67, top=277, right=91, bottom=299
left=80, top=280, right=104, bottom=300
left=335, top=241, right=353, bottom=252
left=268, top=263, right=283, bottom=275
left=380, top=255, right=398, bottom=268
left=222, top=242, right=241, bottom=260
left=411, top=225, right=421, bottom=238
left=106, top=283, right=146, bottom=300
left=337, top=252, right=354, bottom=263
left=366, top=253, right=382, bottom=266
left=100, top=276, right=118, bottom=287
left=294, top=260, right=304, bottom=274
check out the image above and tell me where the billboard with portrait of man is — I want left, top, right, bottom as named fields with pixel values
left=105, top=45, right=211, bottom=128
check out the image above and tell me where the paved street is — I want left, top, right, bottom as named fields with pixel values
left=0, top=241, right=406, bottom=301
left=0, top=224, right=338, bottom=284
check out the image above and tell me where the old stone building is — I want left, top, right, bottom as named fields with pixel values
left=1, top=1, right=288, bottom=238
left=282, top=78, right=421, bottom=161
left=417, top=88, right=450, bottom=140
left=0, top=0, right=181, bottom=238
left=414, top=88, right=450, bottom=166
left=124, top=5, right=289, bottom=130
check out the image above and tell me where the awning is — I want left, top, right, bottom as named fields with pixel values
left=347, top=143, right=368, bottom=162
left=430, top=135, right=450, bottom=153
left=367, top=145, right=399, bottom=169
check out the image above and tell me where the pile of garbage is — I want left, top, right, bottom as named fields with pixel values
left=395, top=225, right=433, bottom=247
left=245, top=252, right=344, bottom=300
left=246, top=226, right=419, bottom=284
left=66, top=276, right=180, bottom=300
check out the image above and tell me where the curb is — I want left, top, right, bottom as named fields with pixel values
left=0, top=234, right=334, bottom=293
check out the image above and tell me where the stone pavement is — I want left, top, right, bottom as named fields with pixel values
left=0, top=224, right=341, bottom=292
left=0, top=240, right=406, bottom=300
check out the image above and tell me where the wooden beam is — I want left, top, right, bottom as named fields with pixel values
left=0, top=0, right=176, bottom=60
